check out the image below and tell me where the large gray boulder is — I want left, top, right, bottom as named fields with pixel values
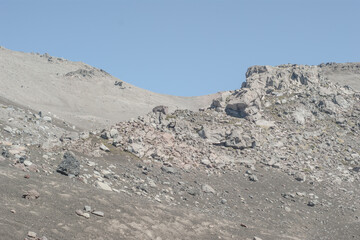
left=56, top=151, right=80, bottom=176
left=225, top=89, right=261, bottom=119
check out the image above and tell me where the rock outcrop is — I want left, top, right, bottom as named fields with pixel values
left=91, top=63, right=360, bottom=185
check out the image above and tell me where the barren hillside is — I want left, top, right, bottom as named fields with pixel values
left=0, top=47, right=220, bottom=129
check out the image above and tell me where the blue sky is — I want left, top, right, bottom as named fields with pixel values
left=0, top=0, right=359, bottom=96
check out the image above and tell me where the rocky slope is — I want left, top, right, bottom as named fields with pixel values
left=96, top=64, right=360, bottom=184
left=0, top=57, right=360, bottom=240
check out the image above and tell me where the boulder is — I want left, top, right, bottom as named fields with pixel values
left=100, top=130, right=110, bottom=140
left=100, top=143, right=110, bottom=152
left=202, top=184, right=216, bottom=194
left=109, top=128, right=119, bottom=138
left=225, top=90, right=260, bottom=118
left=152, top=105, right=169, bottom=115
left=225, top=101, right=249, bottom=118
left=197, top=127, right=208, bottom=139
left=56, top=151, right=80, bottom=176
left=23, top=189, right=40, bottom=200
left=223, top=129, right=255, bottom=150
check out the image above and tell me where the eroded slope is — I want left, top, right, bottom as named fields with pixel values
left=0, top=47, right=220, bottom=129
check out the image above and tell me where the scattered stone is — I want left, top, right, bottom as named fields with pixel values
left=99, top=143, right=110, bottom=152
left=307, top=200, right=319, bottom=207
left=282, top=192, right=295, bottom=200
left=76, top=209, right=84, bottom=216
left=197, top=128, right=208, bottom=139
left=200, top=159, right=211, bottom=167
left=296, top=192, right=306, bottom=197
left=249, top=175, right=258, bottom=182
left=1, top=148, right=9, bottom=158
left=43, top=116, right=52, bottom=122
left=23, top=189, right=40, bottom=200
left=114, top=80, right=123, bottom=87
left=109, top=128, right=119, bottom=138
left=65, top=68, right=95, bottom=78
left=100, top=130, right=110, bottom=140
left=60, top=132, right=80, bottom=141
left=19, top=155, right=27, bottom=163
left=96, top=181, right=112, bottom=191
left=294, top=172, right=306, bottom=182
left=27, top=231, right=37, bottom=238
left=148, top=179, right=157, bottom=188
left=92, top=211, right=104, bottom=217
left=187, top=188, right=198, bottom=196
left=87, top=161, right=96, bottom=167
left=23, top=160, right=33, bottom=167
left=84, top=205, right=92, bottom=212
left=161, top=166, right=177, bottom=174
left=76, top=209, right=90, bottom=219
left=80, top=132, right=90, bottom=140
left=202, top=184, right=216, bottom=194
left=4, top=126, right=13, bottom=133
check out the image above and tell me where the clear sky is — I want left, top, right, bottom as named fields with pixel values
left=0, top=0, right=359, bottom=96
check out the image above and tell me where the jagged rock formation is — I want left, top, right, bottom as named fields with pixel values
left=219, top=64, right=359, bottom=121
left=94, top=63, right=360, bottom=185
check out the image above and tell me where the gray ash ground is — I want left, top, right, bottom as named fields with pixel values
left=1, top=144, right=359, bottom=240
